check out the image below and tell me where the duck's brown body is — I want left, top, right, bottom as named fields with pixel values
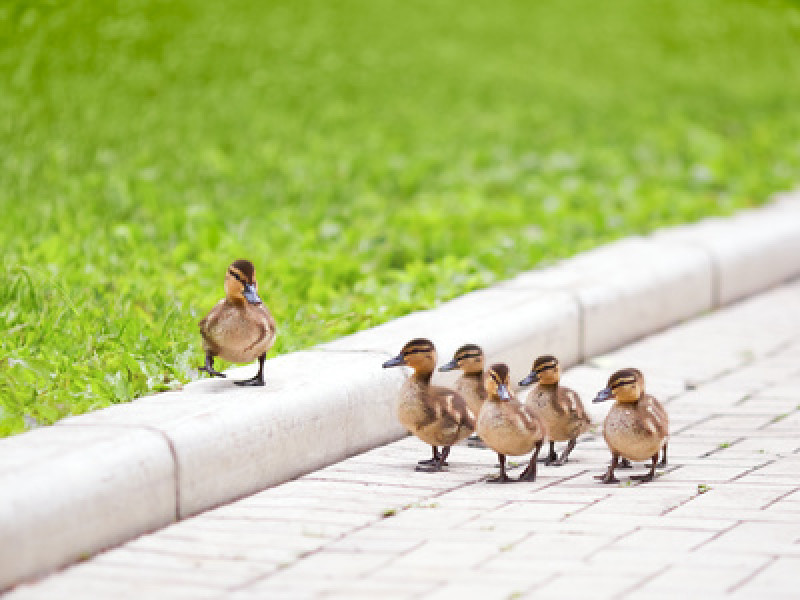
left=198, top=259, right=276, bottom=386
left=454, top=373, right=487, bottom=419
left=199, top=299, right=276, bottom=364
left=397, top=375, right=475, bottom=448
left=477, top=400, right=546, bottom=457
left=603, top=394, right=668, bottom=462
left=383, top=338, right=475, bottom=471
left=525, top=383, right=590, bottom=442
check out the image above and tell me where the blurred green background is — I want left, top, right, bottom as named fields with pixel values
left=2, top=0, right=800, bottom=435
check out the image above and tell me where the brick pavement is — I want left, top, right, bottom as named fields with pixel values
left=5, top=280, right=800, bottom=599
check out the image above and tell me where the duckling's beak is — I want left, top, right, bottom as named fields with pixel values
left=243, top=283, right=262, bottom=305
left=519, top=371, right=538, bottom=386
left=439, top=358, right=459, bottom=372
left=593, top=387, right=613, bottom=403
left=382, top=353, right=406, bottom=368
left=496, top=383, right=511, bottom=401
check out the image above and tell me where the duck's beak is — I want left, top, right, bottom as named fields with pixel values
left=593, top=387, right=613, bottom=403
left=519, top=371, right=538, bottom=386
left=243, top=283, right=262, bottom=305
left=382, top=353, right=406, bottom=368
left=439, top=358, right=459, bottom=372
left=496, top=383, right=511, bottom=401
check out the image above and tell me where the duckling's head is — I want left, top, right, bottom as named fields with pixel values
left=519, top=354, right=560, bottom=386
left=382, top=338, right=437, bottom=374
left=224, top=259, right=262, bottom=305
left=593, top=368, right=643, bottom=404
left=485, top=363, right=512, bottom=401
left=439, top=344, right=484, bottom=375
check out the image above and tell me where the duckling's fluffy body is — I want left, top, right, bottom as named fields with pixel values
left=525, top=384, right=590, bottom=442
left=477, top=400, right=545, bottom=456
left=198, top=259, right=276, bottom=386
left=397, top=377, right=474, bottom=448
left=604, top=394, right=668, bottom=462
left=454, top=373, right=487, bottom=420
left=383, top=339, right=475, bottom=470
left=200, top=299, right=275, bottom=364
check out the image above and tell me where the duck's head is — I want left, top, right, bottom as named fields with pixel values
left=225, top=259, right=262, bottom=305
left=594, top=368, right=644, bottom=404
left=485, top=363, right=512, bottom=401
left=382, top=338, right=437, bottom=374
left=439, top=343, right=484, bottom=375
left=519, top=354, right=560, bottom=386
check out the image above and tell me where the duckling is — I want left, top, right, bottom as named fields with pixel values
left=593, top=368, right=669, bottom=484
left=439, top=344, right=488, bottom=448
left=477, top=363, right=547, bottom=483
left=519, top=355, right=591, bottom=466
left=198, top=259, right=277, bottom=386
left=382, top=338, right=475, bottom=472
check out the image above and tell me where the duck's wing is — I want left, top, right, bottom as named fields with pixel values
left=643, top=395, right=669, bottom=436
left=428, top=386, right=476, bottom=430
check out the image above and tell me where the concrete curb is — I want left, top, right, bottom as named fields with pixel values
left=2, top=191, right=799, bottom=589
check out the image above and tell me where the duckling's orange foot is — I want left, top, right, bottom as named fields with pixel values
left=518, top=469, right=537, bottom=482
left=487, top=473, right=513, bottom=483
left=630, top=472, right=655, bottom=483
left=234, top=375, right=265, bottom=387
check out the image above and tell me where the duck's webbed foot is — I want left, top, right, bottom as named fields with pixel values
left=519, top=441, right=543, bottom=481
left=618, top=457, right=633, bottom=469
left=595, top=454, right=620, bottom=484
left=630, top=453, right=659, bottom=483
left=541, top=441, right=558, bottom=465
left=488, top=453, right=513, bottom=483
left=199, top=353, right=226, bottom=378
left=416, top=446, right=448, bottom=471
left=234, top=353, right=266, bottom=387
left=552, top=438, right=577, bottom=467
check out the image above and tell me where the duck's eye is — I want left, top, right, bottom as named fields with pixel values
left=228, top=270, right=246, bottom=285
left=458, top=352, right=481, bottom=361
left=403, top=347, right=430, bottom=357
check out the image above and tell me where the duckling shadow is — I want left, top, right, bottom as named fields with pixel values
left=186, top=376, right=286, bottom=395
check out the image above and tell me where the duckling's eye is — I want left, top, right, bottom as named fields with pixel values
left=611, top=378, right=636, bottom=389
left=228, top=270, right=246, bottom=285
left=535, top=363, right=556, bottom=374
left=458, top=352, right=481, bottom=361
left=403, top=347, right=431, bottom=357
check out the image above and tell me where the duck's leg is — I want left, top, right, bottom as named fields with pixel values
left=417, top=446, right=440, bottom=468
left=618, top=457, right=633, bottom=469
left=595, top=453, right=620, bottom=484
left=631, top=453, right=659, bottom=483
left=519, top=440, right=543, bottom=481
left=488, top=453, right=512, bottom=483
left=234, top=353, right=266, bottom=387
left=199, top=352, right=227, bottom=378
left=541, top=441, right=558, bottom=465
left=657, top=442, right=668, bottom=468
left=552, top=438, right=577, bottom=466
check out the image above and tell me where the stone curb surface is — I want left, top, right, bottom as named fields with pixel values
left=1, top=191, right=799, bottom=589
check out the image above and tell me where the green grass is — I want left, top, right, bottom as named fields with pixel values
left=2, top=0, right=800, bottom=436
